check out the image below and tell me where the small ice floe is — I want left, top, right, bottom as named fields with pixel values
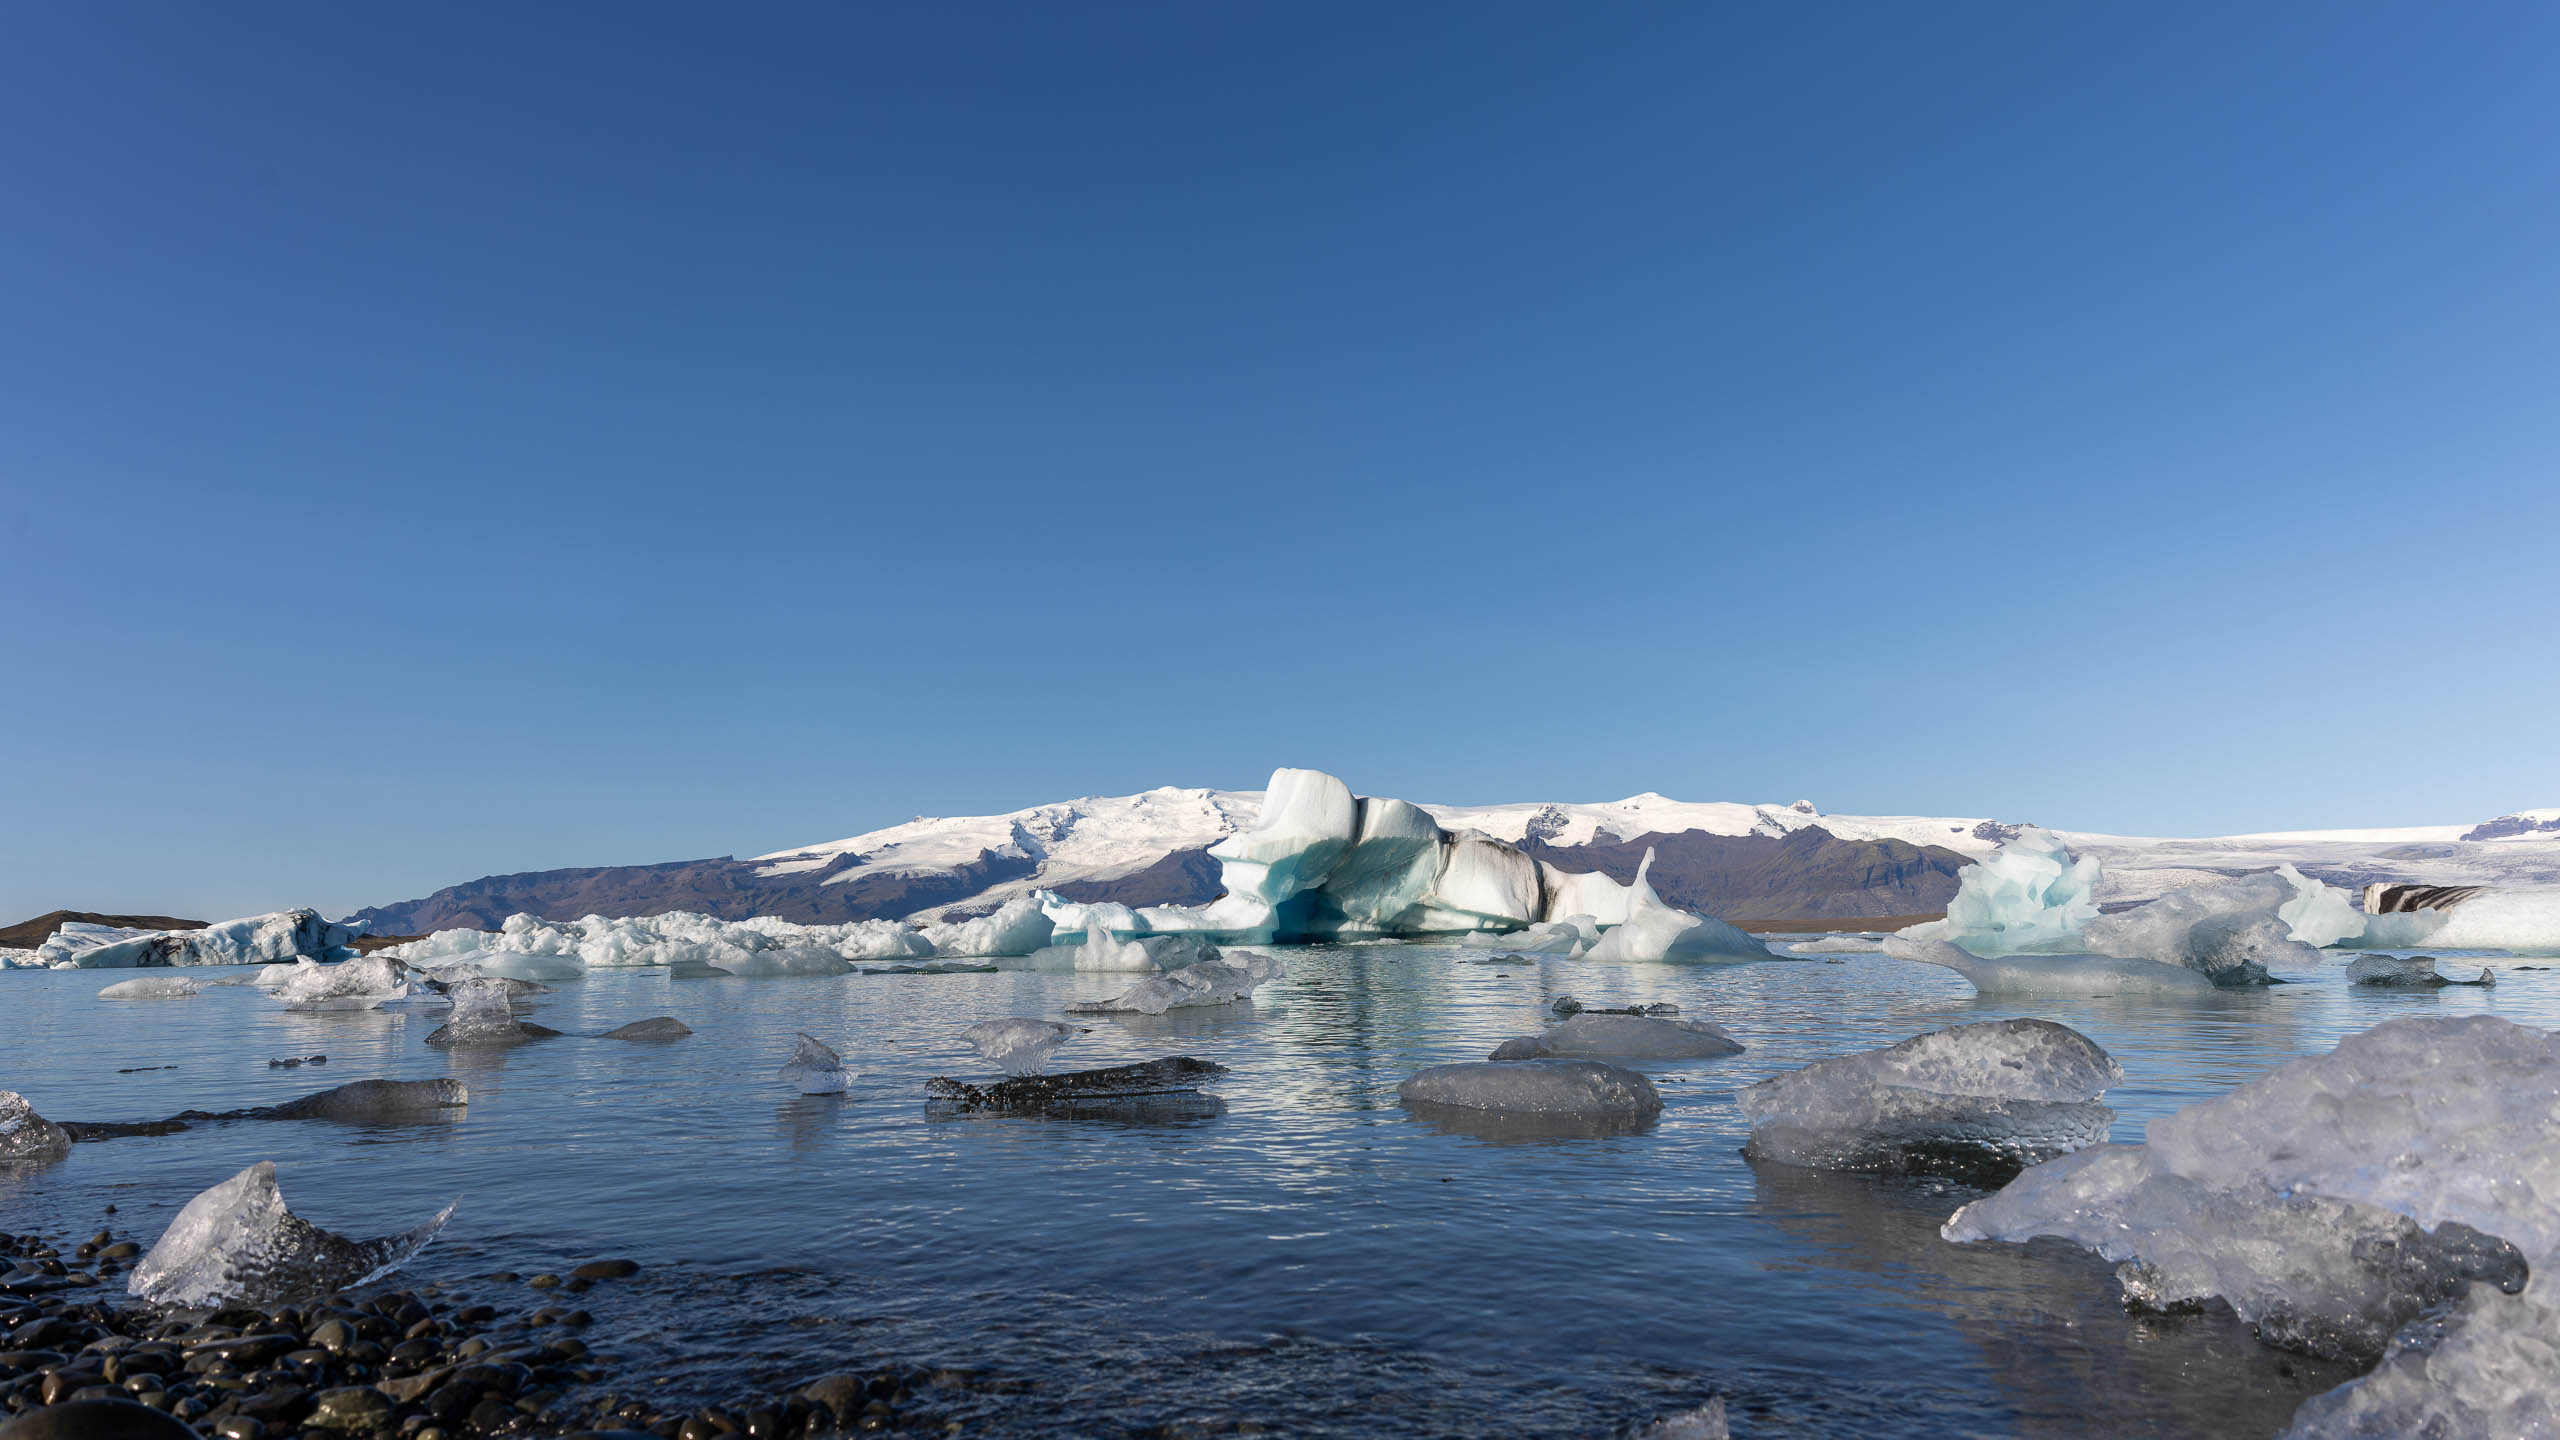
left=780, top=1033, right=851, bottom=1094
left=424, top=977, right=562, bottom=1047
left=1576, top=851, right=1770, bottom=963
left=98, top=975, right=203, bottom=999
left=708, top=946, right=852, bottom=977
left=1551, top=995, right=1678, bottom=1017
left=2345, top=953, right=2495, bottom=988
left=864, top=961, right=1000, bottom=975
left=1784, top=935, right=1883, bottom=955
left=1738, top=1019, right=2120, bottom=1183
left=1458, top=918, right=1593, bottom=955
left=961, top=1018, right=1086, bottom=1076
left=1065, top=953, right=1284, bottom=1015
left=1490, top=1014, right=1743, bottom=1061
left=1398, top=1060, right=1662, bottom=1120
left=1882, top=935, right=2218, bottom=996
left=1944, top=1015, right=2557, bottom=1378
left=128, top=1160, right=454, bottom=1307
left=1631, top=1396, right=1729, bottom=1440
left=0, top=1090, right=72, bottom=1165
left=925, top=1056, right=1226, bottom=1116
left=274, top=955, right=412, bottom=1011
left=596, top=1017, right=693, bottom=1040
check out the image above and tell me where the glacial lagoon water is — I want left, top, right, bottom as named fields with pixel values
left=3, top=943, right=2549, bottom=1438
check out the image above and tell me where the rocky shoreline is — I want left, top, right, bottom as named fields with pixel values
left=0, top=1226, right=973, bottom=1439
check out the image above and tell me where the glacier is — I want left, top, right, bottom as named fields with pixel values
left=1738, top=1019, right=2121, bottom=1180
left=128, top=1160, right=454, bottom=1307
left=1944, top=1016, right=2560, bottom=1434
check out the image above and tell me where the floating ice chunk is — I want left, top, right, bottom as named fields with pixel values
left=1946, top=1016, right=2560, bottom=1366
left=1900, top=829, right=2101, bottom=955
left=780, top=1033, right=850, bottom=1094
left=961, top=1018, right=1086, bottom=1075
left=2276, top=865, right=2368, bottom=947
left=1577, top=850, right=1770, bottom=963
left=128, top=1161, right=453, bottom=1307
left=2391, top=887, right=2560, bottom=955
left=1070, top=918, right=1214, bottom=973
left=203, top=960, right=320, bottom=988
left=275, top=955, right=411, bottom=1010
left=1488, top=1014, right=1742, bottom=1061
left=1739, top=1019, right=2120, bottom=1181
left=596, top=1017, right=693, bottom=1040
left=424, top=977, right=561, bottom=1046
left=926, top=1056, right=1227, bottom=1114
left=61, top=909, right=359, bottom=969
left=98, top=975, right=202, bottom=999
left=1784, top=934, right=1883, bottom=954
left=2280, top=1286, right=2559, bottom=1440
left=920, top=895, right=1056, bottom=957
left=0, top=1090, right=71, bottom=1164
left=1882, top=935, right=2219, bottom=996
left=709, top=945, right=853, bottom=977
left=1459, top=918, right=1590, bottom=954
left=1066, top=952, right=1284, bottom=1015
left=2081, top=874, right=2321, bottom=985
left=1631, top=1397, right=1729, bottom=1440
left=2345, top=953, right=2495, bottom=988
left=1398, top=1059, right=1662, bottom=1119
left=1540, top=867, right=1633, bottom=929
left=261, top=1078, right=468, bottom=1123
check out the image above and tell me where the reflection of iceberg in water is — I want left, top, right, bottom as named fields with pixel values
left=1744, top=1161, right=2362, bottom=1439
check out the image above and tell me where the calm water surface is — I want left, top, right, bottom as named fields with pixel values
left=2, top=943, right=2549, bottom=1438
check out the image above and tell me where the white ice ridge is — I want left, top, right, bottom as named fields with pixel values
left=98, top=974, right=203, bottom=999
left=1066, top=952, right=1284, bottom=1015
left=780, top=1033, right=850, bottom=1094
left=46, top=909, right=360, bottom=969
left=2394, top=887, right=2560, bottom=955
left=1574, top=849, right=1770, bottom=963
left=1946, top=1015, right=2560, bottom=1431
left=1488, top=1013, right=1743, bottom=1061
left=1738, top=1019, right=2121, bottom=1177
left=1398, top=1059, right=1663, bottom=1119
left=128, top=1161, right=453, bottom=1307
left=961, top=1018, right=1085, bottom=1076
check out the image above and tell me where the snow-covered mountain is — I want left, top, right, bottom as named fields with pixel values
left=350, top=785, right=2560, bottom=937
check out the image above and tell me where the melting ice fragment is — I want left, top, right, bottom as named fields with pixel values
left=128, top=1161, right=453, bottom=1307
left=918, top=896, right=1056, bottom=958
left=925, top=1057, right=1227, bottom=1114
left=2081, top=873, right=2321, bottom=986
left=962, top=1018, right=1085, bottom=1075
left=1882, top=935, right=2218, bottom=996
left=1065, top=952, right=1284, bottom=1015
left=780, top=1033, right=850, bottom=1094
left=98, top=975, right=202, bottom=999
left=2278, top=1286, right=2559, bottom=1440
left=424, top=977, right=562, bottom=1047
left=1459, top=918, right=1592, bottom=954
left=2345, top=953, right=2495, bottom=988
left=0, top=1090, right=72, bottom=1164
left=1575, top=850, right=1769, bottom=963
left=1488, top=1014, right=1742, bottom=1060
left=1398, top=1060, right=1662, bottom=1119
left=1738, top=1019, right=2120, bottom=1182
left=1944, top=1015, right=2560, bottom=1373
left=274, top=955, right=412, bottom=1011
left=596, top=1017, right=694, bottom=1040
left=1899, top=828, right=2101, bottom=955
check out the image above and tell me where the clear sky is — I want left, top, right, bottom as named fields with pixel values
left=5, top=3, right=2556, bottom=922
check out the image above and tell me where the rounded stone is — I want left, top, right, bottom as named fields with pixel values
left=0, top=1398, right=203, bottom=1439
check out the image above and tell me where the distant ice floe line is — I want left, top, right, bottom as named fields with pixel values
left=27, top=910, right=360, bottom=970
left=1945, top=1014, right=2560, bottom=1438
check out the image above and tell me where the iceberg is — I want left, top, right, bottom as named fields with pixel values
left=274, top=954, right=411, bottom=1010
left=56, top=909, right=359, bottom=969
left=127, top=1161, right=453, bottom=1307
left=2366, top=886, right=2560, bottom=955
left=918, top=895, right=1055, bottom=957
left=962, top=1017, right=1085, bottom=1075
left=1488, top=1014, right=1742, bottom=1061
left=780, top=1032, right=850, bottom=1094
left=424, top=977, right=561, bottom=1046
left=1946, top=1016, right=2560, bottom=1376
left=2345, top=953, right=2495, bottom=987
left=1575, top=850, right=1770, bottom=963
left=0, top=1090, right=71, bottom=1164
left=2081, top=873, right=2321, bottom=985
left=1738, top=1019, right=2121, bottom=1181
left=382, top=909, right=946, bottom=973
left=1459, top=917, right=1593, bottom=954
left=2275, top=864, right=2368, bottom=947
left=1406, top=829, right=1544, bottom=932
left=1397, top=1059, right=1662, bottom=1119
left=98, top=974, right=203, bottom=999
left=1066, top=952, right=1284, bottom=1015
left=1297, top=797, right=1449, bottom=934
left=1208, top=767, right=1360, bottom=921
left=1068, top=916, right=1214, bottom=973
left=1899, top=829, right=2100, bottom=955
left=1882, top=935, right=2219, bottom=996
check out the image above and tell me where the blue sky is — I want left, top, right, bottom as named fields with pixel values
left=5, top=3, right=2556, bottom=921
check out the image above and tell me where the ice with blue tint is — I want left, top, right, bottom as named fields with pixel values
left=1900, top=829, right=2101, bottom=955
